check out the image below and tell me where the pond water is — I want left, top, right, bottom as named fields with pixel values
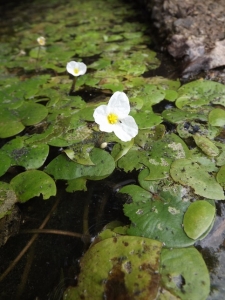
left=0, top=0, right=225, bottom=299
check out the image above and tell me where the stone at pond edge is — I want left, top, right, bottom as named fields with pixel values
left=63, top=236, right=162, bottom=300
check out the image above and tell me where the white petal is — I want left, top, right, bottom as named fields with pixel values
left=107, top=91, right=130, bottom=118
left=66, top=61, right=87, bottom=76
left=66, top=61, right=78, bottom=76
left=77, top=62, right=87, bottom=75
left=93, top=105, right=113, bottom=132
left=113, top=116, right=138, bottom=142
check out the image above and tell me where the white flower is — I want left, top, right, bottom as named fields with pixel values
left=66, top=61, right=87, bottom=77
left=37, top=36, right=46, bottom=46
left=93, top=91, right=138, bottom=142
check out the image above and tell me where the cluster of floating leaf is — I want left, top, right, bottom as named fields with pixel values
left=65, top=56, right=138, bottom=142
left=1, top=1, right=225, bottom=296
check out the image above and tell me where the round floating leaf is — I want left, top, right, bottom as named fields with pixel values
left=0, top=137, right=49, bottom=170
left=0, top=102, right=48, bottom=138
left=216, top=165, right=225, bottom=188
left=193, top=135, right=219, bottom=157
left=170, top=158, right=225, bottom=200
left=144, top=133, right=191, bottom=180
left=64, top=236, right=162, bottom=300
left=0, top=152, right=11, bottom=177
left=0, top=109, right=25, bottom=138
left=162, top=108, right=208, bottom=124
left=45, top=148, right=115, bottom=180
left=160, top=247, right=210, bottom=300
left=183, top=201, right=215, bottom=240
left=132, top=110, right=162, bottom=129
left=176, top=80, right=225, bottom=109
left=0, top=182, right=17, bottom=219
left=10, top=170, right=56, bottom=202
left=208, top=108, right=225, bottom=127
left=121, top=184, right=194, bottom=248
left=17, top=102, right=48, bottom=126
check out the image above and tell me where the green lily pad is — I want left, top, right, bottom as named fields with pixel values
left=162, top=108, right=208, bottom=124
left=45, top=148, right=115, bottom=180
left=208, top=108, right=225, bottom=127
left=0, top=182, right=18, bottom=219
left=0, top=153, right=11, bottom=177
left=183, top=200, right=215, bottom=240
left=0, top=109, right=25, bottom=138
left=10, top=170, right=56, bottom=202
left=144, top=133, right=191, bottom=180
left=193, top=135, right=220, bottom=157
left=170, top=158, right=225, bottom=200
left=121, top=184, right=195, bottom=247
left=64, top=144, right=95, bottom=166
left=176, top=80, right=225, bottom=109
left=160, top=247, right=210, bottom=300
left=64, top=236, right=162, bottom=300
left=0, top=102, right=48, bottom=138
left=0, top=137, right=49, bottom=171
left=216, top=165, right=225, bottom=188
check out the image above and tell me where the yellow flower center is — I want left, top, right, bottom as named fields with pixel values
left=74, top=68, right=79, bottom=74
left=107, top=113, right=118, bottom=124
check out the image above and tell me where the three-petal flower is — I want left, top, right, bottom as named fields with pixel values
left=66, top=61, right=87, bottom=77
left=93, top=91, right=138, bottom=142
left=37, top=36, right=46, bottom=46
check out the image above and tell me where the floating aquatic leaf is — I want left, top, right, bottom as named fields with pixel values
left=64, top=144, right=95, bottom=166
left=0, top=101, right=48, bottom=138
left=176, top=80, right=225, bottom=109
left=215, top=142, right=225, bottom=167
left=193, top=135, right=220, bottom=157
left=117, top=148, right=149, bottom=172
left=121, top=184, right=195, bottom=247
left=45, top=148, right=115, bottom=180
left=10, top=170, right=56, bottom=202
left=162, top=108, right=208, bottom=124
left=0, top=137, right=49, bottom=171
left=111, top=139, right=134, bottom=162
left=170, top=158, right=225, bottom=200
left=64, top=236, right=162, bottom=300
left=183, top=200, right=215, bottom=240
left=177, top=120, right=220, bottom=140
left=160, top=247, right=210, bottom=300
left=0, top=153, right=11, bottom=177
left=216, top=165, right=225, bottom=188
left=208, top=108, right=225, bottom=127
left=144, top=133, right=191, bottom=180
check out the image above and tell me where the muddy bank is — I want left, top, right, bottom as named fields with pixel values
left=137, top=0, right=225, bottom=78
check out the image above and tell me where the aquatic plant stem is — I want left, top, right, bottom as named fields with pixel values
left=19, top=229, right=88, bottom=239
left=16, top=245, right=35, bottom=300
left=0, top=197, right=60, bottom=282
left=35, top=46, right=41, bottom=71
left=69, top=77, right=77, bottom=94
